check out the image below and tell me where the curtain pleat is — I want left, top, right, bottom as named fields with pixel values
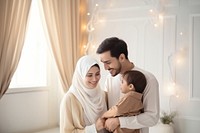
left=40, top=0, right=88, bottom=92
left=0, top=0, right=31, bottom=99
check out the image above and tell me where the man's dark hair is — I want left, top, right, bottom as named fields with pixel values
left=96, top=37, right=128, bottom=59
left=123, top=70, right=147, bottom=93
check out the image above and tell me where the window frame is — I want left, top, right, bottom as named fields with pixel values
left=6, top=0, right=59, bottom=94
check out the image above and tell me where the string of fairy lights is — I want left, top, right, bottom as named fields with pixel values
left=84, top=3, right=99, bottom=55
left=84, top=0, right=166, bottom=53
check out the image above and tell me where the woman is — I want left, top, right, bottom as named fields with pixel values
left=60, top=55, right=108, bottom=133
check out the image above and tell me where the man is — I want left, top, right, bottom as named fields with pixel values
left=96, top=37, right=160, bottom=133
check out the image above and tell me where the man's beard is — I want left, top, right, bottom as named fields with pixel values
left=110, top=63, right=121, bottom=77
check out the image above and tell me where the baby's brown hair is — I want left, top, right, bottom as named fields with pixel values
left=123, top=70, right=147, bottom=93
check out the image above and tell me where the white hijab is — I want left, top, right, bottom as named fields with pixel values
left=69, top=55, right=107, bottom=125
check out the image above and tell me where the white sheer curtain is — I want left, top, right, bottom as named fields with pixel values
left=40, top=0, right=88, bottom=92
left=0, top=0, right=31, bottom=99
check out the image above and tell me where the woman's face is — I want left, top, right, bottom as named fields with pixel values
left=84, top=66, right=101, bottom=89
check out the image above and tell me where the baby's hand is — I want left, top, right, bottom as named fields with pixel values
left=95, top=118, right=106, bottom=131
left=101, top=114, right=106, bottom=119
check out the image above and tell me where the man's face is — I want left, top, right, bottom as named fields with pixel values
left=99, top=51, right=121, bottom=76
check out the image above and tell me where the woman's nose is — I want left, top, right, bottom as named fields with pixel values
left=92, top=76, right=98, bottom=81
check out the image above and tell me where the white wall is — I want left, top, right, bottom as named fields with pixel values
left=0, top=60, right=61, bottom=133
left=87, top=0, right=200, bottom=133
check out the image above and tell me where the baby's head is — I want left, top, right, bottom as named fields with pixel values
left=121, top=70, right=147, bottom=94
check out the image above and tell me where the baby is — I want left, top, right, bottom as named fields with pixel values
left=102, top=70, right=147, bottom=133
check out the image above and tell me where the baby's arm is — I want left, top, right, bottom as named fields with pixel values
left=102, top=106, right=118, bottom=118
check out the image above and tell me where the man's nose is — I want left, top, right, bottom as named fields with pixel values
left=104, top=64, right=109, bottom=70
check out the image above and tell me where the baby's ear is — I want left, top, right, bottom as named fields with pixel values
left=129, top=84, right=135, bottom=91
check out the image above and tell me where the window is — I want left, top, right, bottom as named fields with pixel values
left=9, top=0, right=49, bottom=89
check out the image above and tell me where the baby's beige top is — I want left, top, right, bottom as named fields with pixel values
left=102, top=91, right=143, bottom=133
left=102, top=91, right=143, bottom=118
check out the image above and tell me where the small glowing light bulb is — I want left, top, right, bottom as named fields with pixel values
left=168, top=82, right=176, bottom=95
left=154, top=23, right=158, bottom=27
left=159, top=14, right=163, bottom=20
left=177, top=59, right=181, bottom=64
left=91, top=27, right=95, bottom=31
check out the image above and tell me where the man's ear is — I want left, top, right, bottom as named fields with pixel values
left=119, top=53, right=125, bottom=62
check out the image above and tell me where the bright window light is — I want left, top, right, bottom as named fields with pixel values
left=9, top=0, right=48, bottom=88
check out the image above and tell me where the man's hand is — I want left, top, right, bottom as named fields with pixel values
left=105, top=117, right=120, bottom=132
left=95, top=118, right=106, bottom=131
